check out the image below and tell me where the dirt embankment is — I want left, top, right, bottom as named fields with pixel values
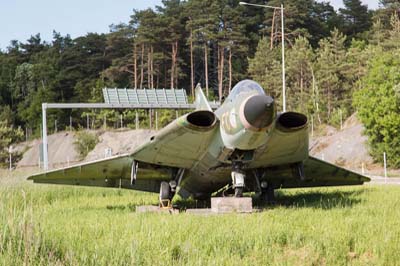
left=309, top=114, right=400, bottom=176
left=17, top=132, right=79, bottom=168
left=16, top=129, right=155, bottom=169
left=84, top=129, right=156, bottom=161
left=309, top=114, right=374, bottom=170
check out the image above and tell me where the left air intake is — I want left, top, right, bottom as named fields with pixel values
left=186, top=110, right=217, bottom=129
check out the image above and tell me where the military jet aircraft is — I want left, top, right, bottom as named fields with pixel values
left=28, top=80, right=369, bottom=204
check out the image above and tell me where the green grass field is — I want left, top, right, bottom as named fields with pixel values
left=1, top=169, right=400, bottom=266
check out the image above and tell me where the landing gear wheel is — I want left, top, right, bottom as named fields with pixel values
left=261, top=186, right=275, bottom=205
left=234, top=187, right=243, bottom=197
left=159, top=181, right=172, bottom=208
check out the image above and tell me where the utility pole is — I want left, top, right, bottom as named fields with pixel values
left=280, top=4, right=286, bottom=112
left=384, top=152, right=387, bottom=184
left=9, top=146, right=12, bottom=171
left=42, top=103, right=48, bottom=170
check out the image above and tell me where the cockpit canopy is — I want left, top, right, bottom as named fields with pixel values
left=226, top=80, right=265, bottom=102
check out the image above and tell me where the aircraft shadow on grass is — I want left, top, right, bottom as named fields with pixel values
left=104, top=188, right=367, bottom=212
left=267, top=188, right=368, bottom=210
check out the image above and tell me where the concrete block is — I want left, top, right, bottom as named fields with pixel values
left=136, top=205, right=160, bottom=213
left=185, top=208, right=214, bottom=215
left=136, top=205, right=178, bottom=214
left=211, top=197, right=253, bottom=213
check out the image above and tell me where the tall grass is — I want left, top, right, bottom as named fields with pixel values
left=1, top=170, right=400, bottom=265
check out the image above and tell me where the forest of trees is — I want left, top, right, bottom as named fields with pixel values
left=1, top=0, right=400, bottom=166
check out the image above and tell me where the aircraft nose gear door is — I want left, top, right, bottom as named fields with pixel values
left=231, top=164, right=245, bottom=197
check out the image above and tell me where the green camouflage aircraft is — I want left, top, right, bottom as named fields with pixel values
left=28, top=80, right=369, bottom=204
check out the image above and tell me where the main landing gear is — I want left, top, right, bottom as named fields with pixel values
left=260, top=181, right=275, bottom=204
left=159, top=169, right=184, bottom=208
left=159, top=180, right=176, bottom=208
left=253, top=170, right=275, bottom=204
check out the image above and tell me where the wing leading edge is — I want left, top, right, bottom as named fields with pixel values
left=300, top=155, right=370, bottom=187
left=28, top=154, right=171, bottom=193
left=258, top=156, right=370, bottom=188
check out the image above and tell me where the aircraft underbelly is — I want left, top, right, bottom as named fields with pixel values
left=178, top=168, right=231, bottom=198
left=178, top=150, right=231, bottom=198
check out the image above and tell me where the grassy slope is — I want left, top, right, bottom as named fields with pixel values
left=1, top=170, right=399, bottom=265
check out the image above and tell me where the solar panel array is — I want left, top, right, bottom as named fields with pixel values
left=102, top=88, right=188, bottom=105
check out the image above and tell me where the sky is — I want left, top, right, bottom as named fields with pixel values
left=0, top=0, right=381, bottom=50
left=328, top=0, right=379, bottom=10
left=0, top=0, right=161, bottom=50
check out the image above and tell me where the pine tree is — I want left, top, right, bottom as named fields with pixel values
left=339, top=0, right=372, bottom=41
left=101, top=23, right=135, bottom=88
left=215, top=0, right=247, bottom=100
left=374, top=0, right=400, bottom=29
left=344, top=39, right=369, bottom=88
left=315, top=29, right=347, bottom=122
left=131, top=9, right=160, bottom=89
left=186, top=0, right=218, bottom=96
left=157, top=0, right=186, bottom=89
left=248, top=38, right=283, bottom=109
left=286, top=37, right=314, bottom=113
left=383, top=14, right=400, bottom=50
left=261, top=0, right=338, bottom=48
left=368, top=18, right=389, bottom=45
left=220, top=2, right=248, bottom=93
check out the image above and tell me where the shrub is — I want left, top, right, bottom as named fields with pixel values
left=0, top=121, right=24, bottom=168
left=353, top=51, right=400, bottom=167
left=73, top=131, right=99, bottom=159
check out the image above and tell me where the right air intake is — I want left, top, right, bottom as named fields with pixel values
left=276, top=112, right=308, bottom=132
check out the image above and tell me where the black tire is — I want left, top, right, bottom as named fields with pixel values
left=159, top=181, right=171, bottom=200
left=267, top=186, right=275, bottom=202
left=261, top=186, right=275, bottom=204
left=234, top=187, right=243, bottom=197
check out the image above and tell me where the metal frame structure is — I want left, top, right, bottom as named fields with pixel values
left=102, top=88, right=189, bottom=105
left=41, top=88, right=219, bottom=170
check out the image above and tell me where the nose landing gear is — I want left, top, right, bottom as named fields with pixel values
left=232, top=163, right=246, bottom=197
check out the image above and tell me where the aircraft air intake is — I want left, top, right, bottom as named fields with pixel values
left=276, top=112, right=308, bottom=132
left=241, top=95, right=275, bottom=131
left=185, top=110, right=217, bottom=130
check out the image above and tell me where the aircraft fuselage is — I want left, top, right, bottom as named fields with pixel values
left=178, top=80, right=309, bottom=199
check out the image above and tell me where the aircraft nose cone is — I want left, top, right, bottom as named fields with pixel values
left=242, top=95, right=275, bottom=130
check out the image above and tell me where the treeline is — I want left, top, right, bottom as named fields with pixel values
left=0, top=0, right=400, bottom=165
